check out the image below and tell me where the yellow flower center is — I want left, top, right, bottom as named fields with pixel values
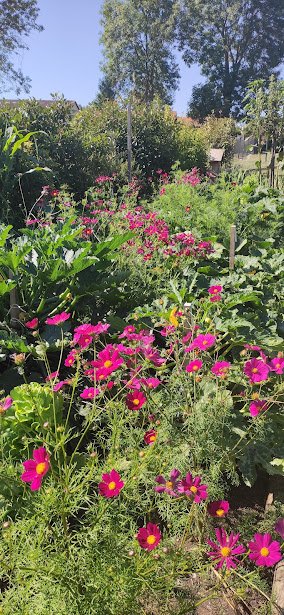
left=193, top=365, right=199, bottom=371
left=36, top=462, right=46, bottom=475
left=213, top=288, right=218, bottom=294
left=104, top=360, right=112, bottom=368
left=260, top=547, right=269, bottom=557
left=165, top=481, right=173, bottom=489
left=146, top=535, right=156, bottom=545
left=220, top=547, right=231, bottom=557
left=216, top=509, right=225, bottom=517
left=108, top=481, right=116, bottom=490
left=190, top=486, right=198, bottom=494
left=276, top=363, right=281, bottom=368
left=252, top=368, right=258, bottom=373
left=88, top=392, right=93, bottom=398
left=202, top=340, right=208, bottom=346
left=149, top=435, right=156, bottom=442
left=133, top=398, right=140, bottom=406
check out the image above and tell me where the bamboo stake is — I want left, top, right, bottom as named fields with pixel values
left=229, top=225, right=236, bottom=270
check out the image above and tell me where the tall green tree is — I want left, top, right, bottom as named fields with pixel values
left=178, top=0, right=284, bottom=119
left=0, top=0, right=42, bottom=94
left=100, top=0, right=179, bottom=104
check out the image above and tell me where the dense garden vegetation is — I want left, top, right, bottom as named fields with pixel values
left=0, top=149, right=283, bottom=613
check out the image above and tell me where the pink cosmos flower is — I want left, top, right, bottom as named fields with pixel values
left=142, top=347, right=165, bottom=366
left=144, top=429, right=157, bottom=445
left=244, top=358, right=270, bottom=384
left=92, top=346, right=123, bottom=375
left=25, top=317, right=39, bottom=330
left=116, top=343, right=136, bottom=356
left=98, top=469, right=124, bottom=498
left=137, top=522, right=161, bottom=551
left=21, top=447, right=50, bottom=491
left=207, top=528, right=245, bottom=569
left=126, top=390, right=146, bottom=410
left=118, top=325, right=136, bottom=339
left=275, top=518, right=284, bottom=540
left=73, top=322, right=109, bottom=344
left=244, top=344, right=261, bottom=352
left=208, top=285, right=223, bottom=300
left=80, top=387, right=100, bottom=400
left=248, top=533, right=282, bottom=567
left=53, top=380, right=69, bottom=392
left=187, top=333, right=216, bottom=352
left=64, top=351, right=77, bottom=367
left=178, top=472, right=208, bottom=503
left=144, top=377, right=161, bottom=389
left=270, top=357, right=284, bottom=375
left=75, top=334, right=93, bottom=349
left=185, top=359, right=203, bottom=373
left=211, top=361, right=231, bottom=377
left=45, top=312, right=70, bottom=326
left=209, top=294, right=222, bottom=303
left=0, top=396, right=13, bottom=414
left=155, top=469, right=181, bottom=497
left=249, top=399, right=268, bottom=417
left=45, top=371, right=59, bottom=382
left=208, top=500, right=230, bottom=517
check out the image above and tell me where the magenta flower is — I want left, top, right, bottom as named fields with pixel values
left=45, top=312, right=70, bottom=325
left=144, top=377, right=161, bottom=389
left=209, top=294, right=222, bottom=302
left=187, top=333, right=216, bottom=352
left=248, top=533, right=282, bottom=567
left=208, top=285, right=223, bottom=296
left=75, top=333, right=93, bottom=349
left=249, top=399, right=268, bottom=417
left=144, top=429, right=157, bottom=445
left=208, top=500, right=230, bottom=517
left=45, top=371, right=59, bottom=382
left=186, top=359, right=203, bottom=373
left=80, top=387, right=100, bottom=400
left=137, top=522, right=161, bottom=551
left=208, top=528, right=245, bottom=569
left=53, top=380, right=69, bottom=392
left=118, top=325, right=136, bottom=339
left=270, top=357, right=284, bottom=375
left=92, top=345, right=123, bottom=375
left=155, top=469, right=181, bottom=497
left=25, top=317, right=39, bottom=330
left=126, top=390, right=146, bottom=410
left=275, top=518, right=284, bottom=540
left=244, top=358, right=270, bottom=383
left=211, top=361, right=231, bottom=377
left=98, top=469, right=124, bottom=498
left=64, top=351, right=77, bottom=367
left=73, top=322, right=109, bottom=344
left=0, top=396, right=13, bottom=414
left=21, top=447, right=50, bottom=491
left=178, top=472, right=208, bottom=503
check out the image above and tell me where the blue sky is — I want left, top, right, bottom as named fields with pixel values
left=14, top=0, right=202, bottom=115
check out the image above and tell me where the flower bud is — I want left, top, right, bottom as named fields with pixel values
left=128, top=550, right=135, bottom=557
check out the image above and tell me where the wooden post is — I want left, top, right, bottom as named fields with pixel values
left=9, top=269, right=20, bottom=329
left=229, top=225, right=236, bottom=270
left=127, top=102, right=132, bottom=184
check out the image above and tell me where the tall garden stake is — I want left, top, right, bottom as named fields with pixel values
left=127, top=102, right=132, bottom=183
left=229, top=225, right=236, bottom=270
